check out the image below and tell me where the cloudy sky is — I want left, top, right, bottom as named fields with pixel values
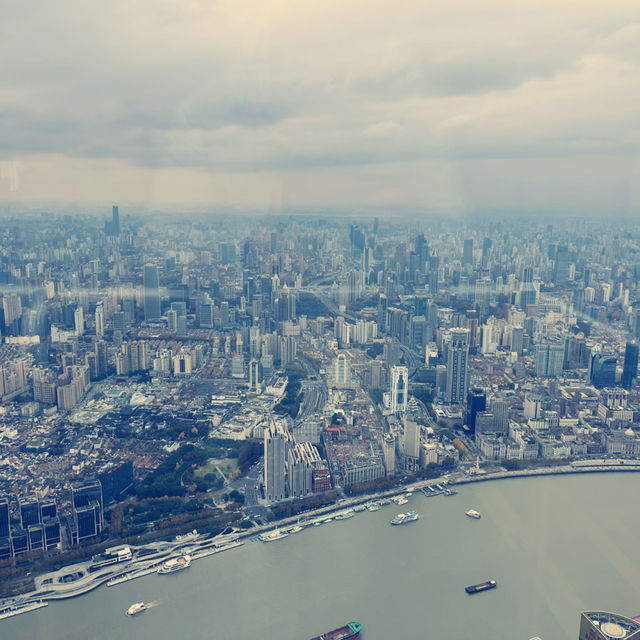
left=2, top=0, right=640, bottom=214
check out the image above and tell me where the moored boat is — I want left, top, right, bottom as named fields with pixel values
left=157, top=554, right=191, bottom=573
left=390, top=510, right=419, bottom=525
left=310, top=621, right=363, bottom=640
left=258, top=529, right=289, bottom=542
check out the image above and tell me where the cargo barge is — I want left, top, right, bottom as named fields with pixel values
left=310, top=621, right=363, bottom=639
left=465, top=579, right=497, bottom=594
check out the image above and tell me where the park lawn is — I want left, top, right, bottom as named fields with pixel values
left=193, top=457, right=238, bottom=479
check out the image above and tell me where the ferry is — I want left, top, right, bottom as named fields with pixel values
left=157, top=554, right=192, bottom=574
left=390, top=511, right=420, bottom=525
left=465, top=509, right=481, bottom=519
left=465, top=579, right=497, bottom=594
left=310, top=621, right=363, bottom=640
left=258, top=529, right=289, bottom=542
left=0, top=601, right=48, bottom=620
left=126, top=602, right=147, bottom=616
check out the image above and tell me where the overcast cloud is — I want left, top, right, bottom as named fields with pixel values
left=1, top=0, right=640, bottom=213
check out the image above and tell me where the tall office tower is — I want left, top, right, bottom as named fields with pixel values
left=264, top=421, right=292, bottom=503
left=95, top=340, right=108, bottom=378
left=589, top=352, right=617, bottom=388
left=95, top=304, right=104, bottom=338
left=554, top=245, right=571, bottom=285
left=535, top=340, right=564, bottom=377
left=72, top=480, right=103, bottom=542
left=465, top=309, right=479, bottom=350
left=390, top=365, right=409, bottom=413
left=462, top=238, right=474, bottom=265
left=520, top=266, right=537, bottom=307
left=249, top=359, right=262, bottom=392
left=481, top=237, right=492, bottom=264
left=446, top=328, right=470, bottom=404
left=622, top=341, right=639, bottom=389
left=143, top=265, right=161, bottom=320
left=402, top=417, right=420, bottom=472
left=579, top=611, right=640, bottom=640
left=74, top=306, right=84, bottom=336
left=382, top=434, right=396, bottom=475
left=466, top=388, right=486, bottom=433
left=0, top=497, right=9, bottom=538
left=112, top=205, right=120, bottom=235
left=333, top=353, right=351, bottom=386
left=19, top=498, right=40, bottom=528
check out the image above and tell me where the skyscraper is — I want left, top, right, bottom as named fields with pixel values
left=554, top=245, right=571, bottom=285
left=622, top=341, right=639, bottom=390
left=112, top=205, right=120, bottom=235
left=390, top=365, right=409, bottom=413
left=446, top=328, right=470, bottom=403
left=264, top=421, right=292, bottom=503
left=462, top=238, right=473, bottom=265
left=95, top=304, right=104, bottom=338
left=143, top=265, right=161, bottom=321
left=466, top=388, right=486, bottom=434
left=0, top=498, right=9, bottom=539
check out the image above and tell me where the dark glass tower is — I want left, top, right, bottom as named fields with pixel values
left=622, top=341, right=639, bottom=389
left=466, top=388, right=486, bottom=434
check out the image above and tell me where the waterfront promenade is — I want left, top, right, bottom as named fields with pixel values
left=3, top=458, right=640, bottom=613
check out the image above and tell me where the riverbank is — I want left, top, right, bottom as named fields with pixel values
left=3, top=459, right=640, bottom=617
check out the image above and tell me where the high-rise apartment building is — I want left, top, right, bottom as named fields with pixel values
left=264, top=421, right=292, bottom=503
left=446, top=328, right=470, bottom=403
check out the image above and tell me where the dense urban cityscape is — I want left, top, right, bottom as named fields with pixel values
left=0, top=208, right=640, bottom=621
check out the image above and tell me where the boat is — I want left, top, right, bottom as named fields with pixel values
left=465, top=579, right=497, bottom=594
left=378, top=499, right=391, bottom=506
left=288, top=525, right=304, bottom=534
left=258, top=529, right=289, bottom=542
left=367, top=502, right=380, bottom=512
left=443, top=488, right=458, bottom=496
left=310, top=621, right=363, bottom=640
left=397, top=497, right=409, bottom=505
left=157, top=554, right=192, bottom=573
left=0, top=601, right=48, bottom=620
left=126, top=602, right=147, bottom=616
left=353, top=505, right=366, bottom=512
left=390, top=510, right=419, bottom=525
left=465, top=509, right=481, bottom=519
left=334, top=510, right=355, bottom=520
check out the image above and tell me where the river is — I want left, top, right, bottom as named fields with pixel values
left=4, top=473, right=640, bottom=640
